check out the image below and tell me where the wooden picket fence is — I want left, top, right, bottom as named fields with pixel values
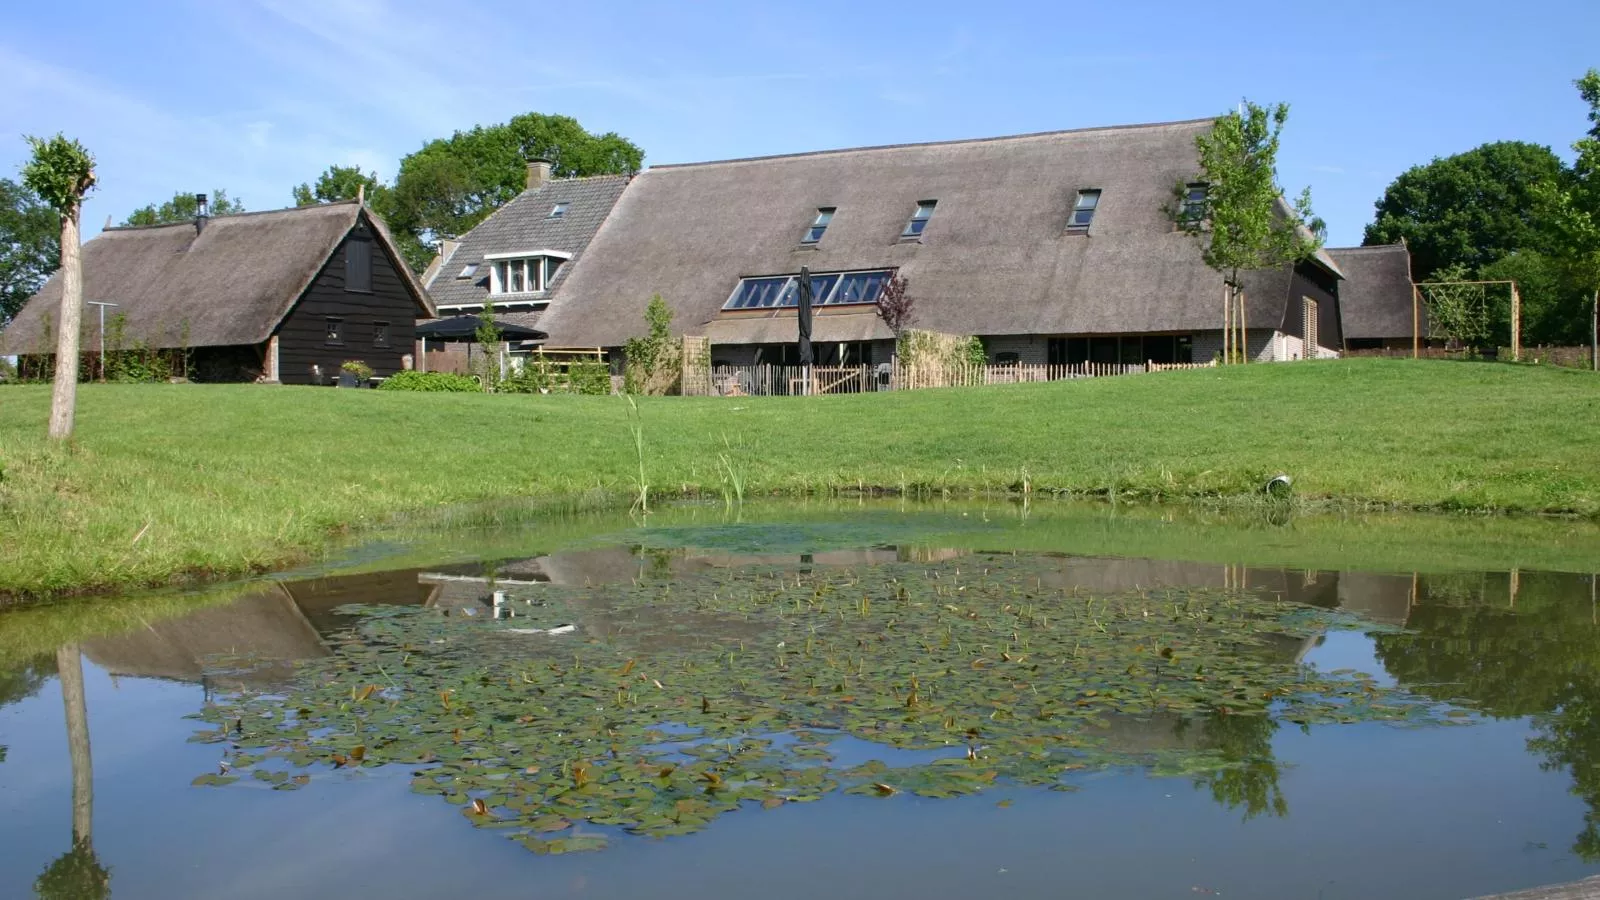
left=683, top=359, right=1217, bottom=397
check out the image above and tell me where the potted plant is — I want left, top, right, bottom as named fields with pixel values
left=339, top=359, right=374, bottom=388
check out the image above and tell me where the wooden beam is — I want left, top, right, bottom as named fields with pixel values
left=266, top=334, right=280, bottom=382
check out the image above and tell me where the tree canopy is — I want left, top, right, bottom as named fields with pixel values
left=123, top=189, right=245, bottom=227
left=292, top=165, right=383, bottom=207
left=385, top=112, right=643, bottom=270
left=1363, top=141, right=1566, bottom=280
left=0, top=178, right=59, bottom=323
left=1180, top=100, right=1323, bottom=283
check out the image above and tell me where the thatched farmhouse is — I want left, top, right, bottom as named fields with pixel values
left=514, top=118, right=1408, bottom=367
left=1327, top=243, right=1420, bottom=349
left=0, top=198, right=434, bottom=384
left=422, top=160, right=630, bottom=338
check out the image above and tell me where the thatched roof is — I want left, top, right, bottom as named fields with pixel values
left=423, top=174, right=631, bottom=326
left=538, top=119, right=1342, bottom=347
left=1327, top=244, right=1417, bottom=341
left=0, top=200, right=433, bottom=353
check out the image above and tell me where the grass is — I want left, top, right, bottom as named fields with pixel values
left=0, top=357, right=1597, bottom=603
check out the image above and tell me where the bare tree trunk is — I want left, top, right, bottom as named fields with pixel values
left=56, top=643, right=93, bottom=844
left=48, top=208, right=84, bottom=441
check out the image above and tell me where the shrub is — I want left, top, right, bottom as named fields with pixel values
left=570, top=357, right=612, bottom=395
left=0, top=357, right=15, bottom=383
left=376, top=371, right=481, bottom=392
left=341, top=360, right=375, bottom=381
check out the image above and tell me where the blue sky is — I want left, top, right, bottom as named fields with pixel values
left=1, top=0, right=1596, bottom=247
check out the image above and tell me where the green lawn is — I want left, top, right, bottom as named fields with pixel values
left=0, top=358, right=1596, bottom=602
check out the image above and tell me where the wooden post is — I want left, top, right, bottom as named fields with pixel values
left=1592, top=289, right=1598, bottom=372
left=1222, top=283, right=1231, bottom=365
left=1511, top=282, right=1522, bottom=362
left=1413, top=284, right=1421, bottom=359
left=1239, top=287, right=1248, bottom=363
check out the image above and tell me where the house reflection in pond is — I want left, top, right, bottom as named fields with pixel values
left=77, top=546, right=1426, bottom=687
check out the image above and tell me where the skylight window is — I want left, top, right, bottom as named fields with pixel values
left=1067, top=189, right=1101, bottom=232
left=722, top=269, right=890, bottom=310
left=801, top=208, right=835, bottom=244
left=457, top=263, right=478, bottom=279
left=548, top=203, right=569, bottom=219
left=902, top=200, right=937, bottom=238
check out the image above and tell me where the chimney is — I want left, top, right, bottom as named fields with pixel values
left=194, top=193, right=209, bottom=234
left=526, top=157, right=552, bottom=192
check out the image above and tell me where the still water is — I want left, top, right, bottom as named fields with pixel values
left=3, top=501, right=1599, bottom=899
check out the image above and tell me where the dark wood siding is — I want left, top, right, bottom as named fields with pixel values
left=1279, top=261, right=1342, bottom=350
left=274, top=218, right=420, bottom=384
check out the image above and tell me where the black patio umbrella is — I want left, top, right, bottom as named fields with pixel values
left=415, top=316, right=547, bottom=341
left=415, top=315, right=547, bottom=376
left=796, top=266, right=815, bottom=367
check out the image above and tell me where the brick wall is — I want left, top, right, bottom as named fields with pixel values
left=1191, top=329, right=1284, bottom=363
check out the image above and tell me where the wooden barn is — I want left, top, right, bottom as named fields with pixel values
left=0, top=198, right=435, bottom=384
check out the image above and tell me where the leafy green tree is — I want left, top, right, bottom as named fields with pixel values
left=21, top=134, right=96, bottom=441
left=292, top=165, right=384, bottom=207
left=0, top=178, right=59, bottom=324
left=1364, top=142, right=1566, bottom=280
left=122, top=189, right=244, bottom=226
left=1479, top=250, right=1592, bottom=345
left=1177, top=101, right=1322, bottom=362
left=1538, top=69, right=1600, bottom=354
left=623, top=294, right=676, bottom=394
left=387, top=112, right=644, bottom=271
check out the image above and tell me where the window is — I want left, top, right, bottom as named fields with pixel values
left=325, top=318, right=343, bottom=345
left=487, top=254, right=569, bottom=295
left=345, top=238, right=373, bottom=292
left=1180, top=183, right=1207, bottom=227
left=994, top=351, right=1020, bottom=365
left=902, top=200, right=936, bottom=238
left=722, top=269, right=892, bottom=310
left=456, top=264, right=478, bottom=279
left=548, top=203, right=569, bottom=219
left=1067, top=189, right=1101, bottom=232
left=1304, top=298, right=1320, bottom=352
left=802, top=208, right=835, bottom=244
left=373, top=322, right=391, bottom=348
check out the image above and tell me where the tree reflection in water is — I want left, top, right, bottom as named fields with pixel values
left=1373, top=570, right=1600, bottom=859
left=34, top=645, right=109, bottom=900
left=1179, top=711, right=1288, bottom=820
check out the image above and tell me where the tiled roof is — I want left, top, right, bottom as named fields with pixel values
left=423, top=174, right=631, bottom=312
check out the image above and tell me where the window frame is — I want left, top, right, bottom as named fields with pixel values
left=1066, top=189, right=1101, bottom=233
left=901, top=200, right=937, bottom=239
left=548, top=202, right=569, bottom=219
left=484, top=251, right=573, bottom=296
left=721, top=268, right=893, bottom=311
left=1179, top=183, right=1208, bottom=229
left=373, top=321, right=391, bottom=349
left=801, top=207, right=835, bottom=245
left=324, top=317, right=344, bottom=346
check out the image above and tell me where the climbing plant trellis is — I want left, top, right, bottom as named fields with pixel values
left=1412, top=280, right=1521, bottom=360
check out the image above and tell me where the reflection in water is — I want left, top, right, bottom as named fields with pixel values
left=35, top=645, right=110, bottom=900
left=3, top=529, right=1600, bottom=898
left=1372, top=570, right=1600, bottom=859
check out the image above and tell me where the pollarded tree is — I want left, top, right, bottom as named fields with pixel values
left=21, top=135, right=96, bottom=441
left=1176, top=102, right=1323, bottom=363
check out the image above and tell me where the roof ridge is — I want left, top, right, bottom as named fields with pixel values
left=105, top=198, right=361, bottom=232
left=1327, top=244, right=1407, bottom=252
left=646, top=117, right=1219, bottom=171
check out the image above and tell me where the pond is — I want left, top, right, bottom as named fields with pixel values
left=3, top=500, right=1600, bottom=899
